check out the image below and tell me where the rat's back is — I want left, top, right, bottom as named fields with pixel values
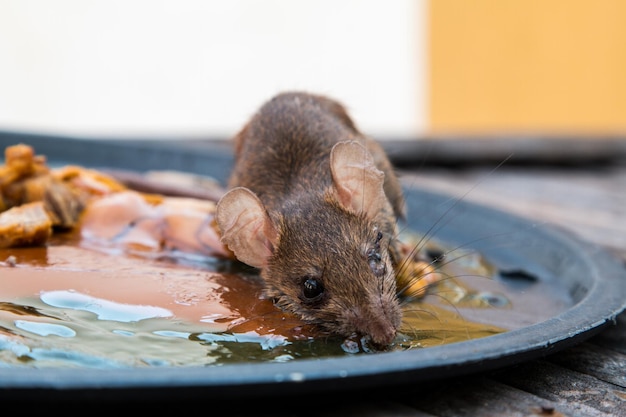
left=226, top=92, right=363, bottom=212
left=226, top=92, right=405, bottom=218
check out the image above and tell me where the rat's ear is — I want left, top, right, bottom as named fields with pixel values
left=216, top=187, right=277, bottom=268
left=330, top=141, right=387, bottom=219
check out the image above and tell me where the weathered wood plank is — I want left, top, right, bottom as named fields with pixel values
left=493, top=360, right=626, bottom=416
left=319, top=401, right=437, bottom=417
left=399, top=375, right=612, bottom=417
left=546, top=342, right=626, bottom=388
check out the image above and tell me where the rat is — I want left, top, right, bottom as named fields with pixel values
left=215, top=91, right=407, bottom=348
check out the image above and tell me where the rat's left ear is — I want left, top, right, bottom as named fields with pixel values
left=330, top=141, right=387, bottom=219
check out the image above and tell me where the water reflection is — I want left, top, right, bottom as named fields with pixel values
left=40, top=290, right=173, bottom=322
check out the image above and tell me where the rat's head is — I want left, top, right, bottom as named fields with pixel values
left=216, top=141, right=402, bottom=347
left=266, top=198, right=402, bottom=347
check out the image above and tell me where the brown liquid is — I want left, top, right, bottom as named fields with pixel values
left=0, top=202, right=516, bottom=368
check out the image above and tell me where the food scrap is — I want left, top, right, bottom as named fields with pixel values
left=0, top=143, right=230, bottom=258
left=395, top=242, right=442, bottom=299
left=0, top=143, right=102, bottom=248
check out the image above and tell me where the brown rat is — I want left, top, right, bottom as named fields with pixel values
left=215, top=91, right=406, bottom=348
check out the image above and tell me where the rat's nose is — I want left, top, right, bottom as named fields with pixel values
left=366, top=319, right=398, bottom=347
left=366, top=291, right=402, bottom=347
left=353, top=304, right=401, bottom=347
left=342, top=290, right=402, bottom=347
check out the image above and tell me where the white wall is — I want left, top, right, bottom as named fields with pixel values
left=0, top=0, right=426, bottom=139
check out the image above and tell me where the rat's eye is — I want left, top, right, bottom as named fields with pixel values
left=367, top=231, right=387, bottom=277
left=367, top=249, right=386, bottom=277
left=301, top=277, right=324, bottom=303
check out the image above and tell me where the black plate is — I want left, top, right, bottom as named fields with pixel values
left=1, top=131, right=625, bottom=401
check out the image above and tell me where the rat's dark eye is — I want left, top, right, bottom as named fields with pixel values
left=301, top=277, right=324, bottom=303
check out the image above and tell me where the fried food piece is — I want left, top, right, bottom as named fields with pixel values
left=0, top=143, right=48, bottom=184
left=0, top=144, right=49, bottom=211
left=394, top=239, right=443, bottom=299
left=0, top=144, right=132, bottom=231
left=0, top=201, right=52, bottom=248
left=396, top=260, right=441, bottom=298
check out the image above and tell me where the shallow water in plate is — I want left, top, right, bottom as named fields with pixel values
left=0, top=229, right=570, bottom=369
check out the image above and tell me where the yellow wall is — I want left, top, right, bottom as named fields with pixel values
left=429, top=0, right=626, bottom=135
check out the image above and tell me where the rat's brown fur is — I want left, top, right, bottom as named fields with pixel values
left=216, top=91, right=406, bottom=347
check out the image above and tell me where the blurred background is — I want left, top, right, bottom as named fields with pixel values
left=1, top=0, right=625, bottom=142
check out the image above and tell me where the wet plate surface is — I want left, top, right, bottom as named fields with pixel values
left=0, top=134, right=625, bottom=401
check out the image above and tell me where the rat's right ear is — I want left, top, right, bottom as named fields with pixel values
left=215, top=187, right=277, bottom=268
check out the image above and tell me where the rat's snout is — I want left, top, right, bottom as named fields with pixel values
left=344, top=292, right=402, bottom=347
left=367, top=318, right=399, bottom=347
